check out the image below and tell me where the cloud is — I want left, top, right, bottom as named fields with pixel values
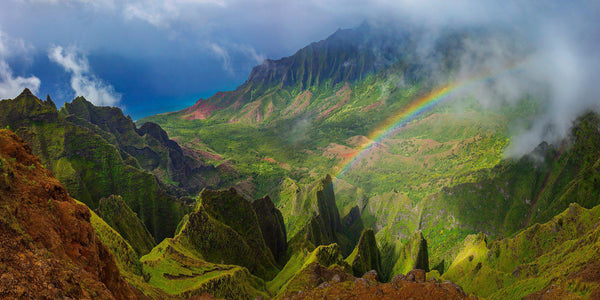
left=207, top=42, right=266, bottom=74
left=0, top=61, right=41, bottom=99
left=208, top=43, right=232, bottom=73
left=236, top=44, right=266, bottom=66
left=0, top=30, right=40, bottom=99
left=48, top=46, right=121, bottom=106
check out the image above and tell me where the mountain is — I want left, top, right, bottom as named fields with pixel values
left=0, top=129, right=139, bottom=298
left=138, top=21, right=600, bottom=299
left=345, top=228, right=383, bottom=277
left=418, top=111, right=600, bottom=273
left=61, top=97, right=223, bottom=195
left=139, top=188, right=286, bottom=298
left=0, top=89, right=227, bottom=242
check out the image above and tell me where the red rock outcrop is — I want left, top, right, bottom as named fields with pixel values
left=287, top=269, right=476, bottom=300
left=0, top=129, right=139, bottom=299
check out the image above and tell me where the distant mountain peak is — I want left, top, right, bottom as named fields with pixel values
left=245, top=24, right=415, bottom=90
left=18, top=88, right=34, bottom=97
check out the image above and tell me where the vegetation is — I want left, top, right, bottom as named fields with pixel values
left=442, top=203, right=600, bottom=299
left=140, top=239, right=269, bottom=299
left=345, top=228, right=382, bottom=277
left=0, top=89, right=194, bottom=242
left=96, top=195, right=156, bottom=256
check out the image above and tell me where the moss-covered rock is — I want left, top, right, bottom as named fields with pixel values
left=140, top=239, right=269, bottom=299
left=270, top=243, right=352, bottom=298
left=61, top=96, right=223, bottom=195
left=96, top=195, right=156, bottom=256
left=178, top=188, right=279, bottom=280
left=443, top=203, right=600, bottom=299
left=345, top=228, right=382, bottom=277
left=0, top=90, right=191, bottom=242
left=85, top=200, right=168, bottom=298
left=287, top=175, right=354, bottom=255
left=392, top=231, right=430, bottom=277
left=251, top=195, right=288, bottom=266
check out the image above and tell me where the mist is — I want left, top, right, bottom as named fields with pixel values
left=376, top=1, right=600, bottom=156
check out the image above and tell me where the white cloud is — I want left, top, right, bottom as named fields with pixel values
left=48, top=45, right=121, bottom=106
left=207, top=42, right=266, bottom=74
left=236, top=44, right=266, bottom=66
left=208, top=42, right=232, bottom=73
left=0, top=61, right=41, bottom=99
left=0, top=30, right=40, bottom=99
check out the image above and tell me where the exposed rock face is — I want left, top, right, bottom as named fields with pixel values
left=178, top=188, right=279, bottom=279
left=251, top=195, right=288, bottom=265
left=0, top=129, right=138, bottom=299
left=346, top=229, right=382, bottom=277
left=96, top=195, right=156, bottom=256
left=286, top=266, right=474, bottom=300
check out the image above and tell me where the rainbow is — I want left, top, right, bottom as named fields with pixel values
left=335, top=66, right=523, bottom=178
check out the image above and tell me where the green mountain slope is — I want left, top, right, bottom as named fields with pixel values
left=61, top=97, right=224, bottom=194
left=419, top=111, right=600, bottom=272
left=345, top=228, right=382, bottom=277
left=178, top=188, right=280, bottom=279
left=443, top=203, right=600, bottom=299
left=96, top=194, right=157, bottom=256
left=0, top=89, right=193, bottom=241
left=140, top=238, right=269, bottom=299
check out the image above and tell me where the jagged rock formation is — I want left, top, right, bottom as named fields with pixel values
left=178, top=188, right=279, bottom=279
left=0, top=89, right=192, bottom=241
left=96, top=195, right=156, bottom=256
left=252, top=195, right=288, bottom=265
left=287, top=175, right=353, bottom=255
left=304, top=175, right=343, bottom=246
left=345, top=229, right=382, bottom=277
left=392, top=231, right=430, bottom=278
left=0, top=129, right=138, bottom=298
left=178, top=22, right=428, bottom=123
left=138, top=188, right=286, bottom=298
left=246, top=22, right=417, bottom=90
left=61, top=97, right=222, bottom=194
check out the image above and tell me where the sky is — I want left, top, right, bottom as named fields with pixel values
left=0, top=0, right=598, bottom=127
